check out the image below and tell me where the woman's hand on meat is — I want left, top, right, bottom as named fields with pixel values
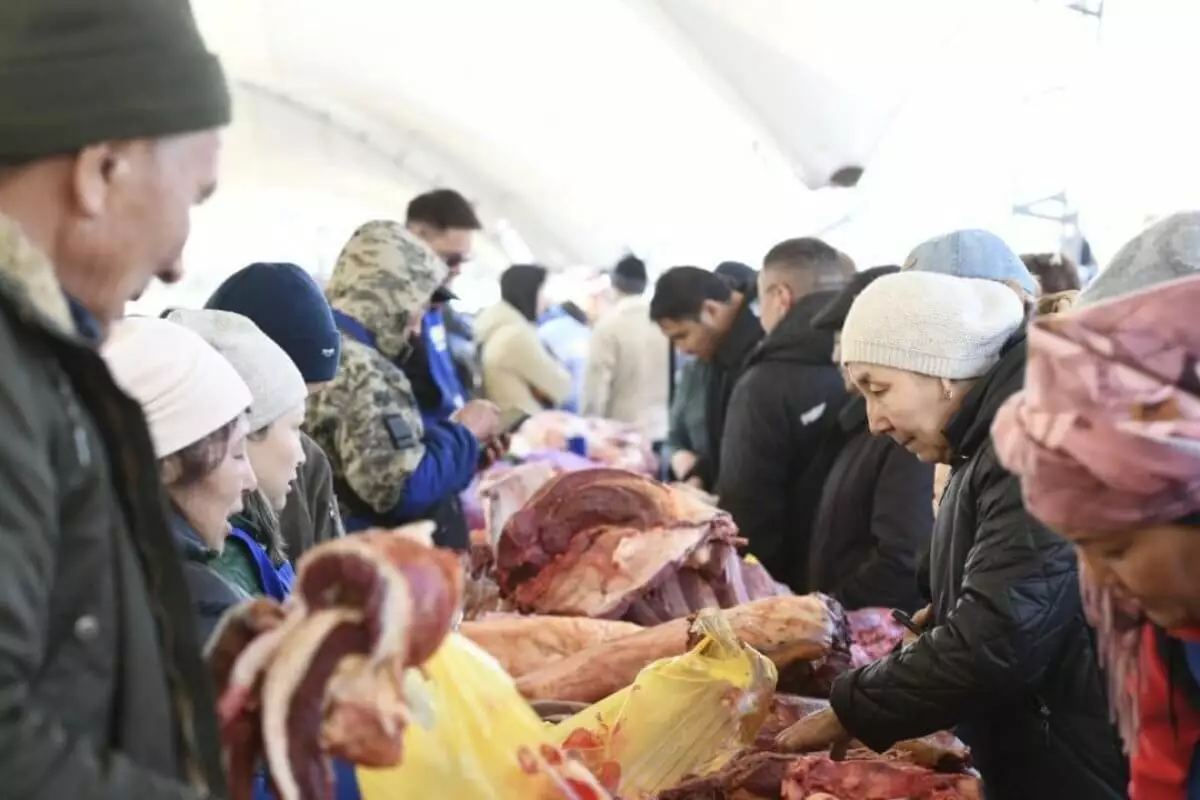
left=775, top=706, right=851, bottom=754
left=903, top=604, right=933, bottom=646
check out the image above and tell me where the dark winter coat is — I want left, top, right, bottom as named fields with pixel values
left=686, top=289, right=763, bottom=491
left=829, top=336, right=1128, bottom=800
left=717, top=291, right=848, bottom=587
left=806, top=397, right=934, bottom=612
left=0, top=217, right=227, bottom=797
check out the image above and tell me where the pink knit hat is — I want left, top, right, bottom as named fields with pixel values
left=102, top=316, right=252, bottom=458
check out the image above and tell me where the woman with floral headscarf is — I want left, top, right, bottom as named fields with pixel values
left=995, top=273, right=1200, bottom=800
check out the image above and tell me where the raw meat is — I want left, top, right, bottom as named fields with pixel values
left=515, top=594, right=848, bottom=704
left=846, top=608, right=906, bottom=667
left=498, top=468, right=787, bottom=624
left=654, top=751, right=797, bottom=799
left=460, top=614, right=643, bottom=678
left=480, top=460, right=562, bottom=548
left=780, top=753, right=982, bottom=800
left=513, top=410, right=657, bottom=474
left=207, top=522, right=463, bottom=800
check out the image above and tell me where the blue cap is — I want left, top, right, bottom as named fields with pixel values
left=903, top=229, right=1037, bottom=296
left=206, top=262, right=340, bottom=383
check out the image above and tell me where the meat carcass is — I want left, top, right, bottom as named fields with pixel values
left=480, top=460, right=562, bottom=548
left=497, top=468, right=785, bottom=624
left=206, top=522, right=463, bottom=800
left=516, top=594, right=848, bottom=704
left=461, top=614, right=643, bottom=678
left=780, top=753, right=982, bottom=800
left=846, top=607, right=907, bottom=667
left=514, top=410, right=657, bottom=474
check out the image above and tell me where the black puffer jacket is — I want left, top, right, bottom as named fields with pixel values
left=829, top=336, right=1127, bottom=800
left=718, top=291, right=847, bottom=587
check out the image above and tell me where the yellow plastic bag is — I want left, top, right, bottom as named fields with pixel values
left=551, top=608, right=777, bottom=798
left=356, top=633, right=611, bottom=800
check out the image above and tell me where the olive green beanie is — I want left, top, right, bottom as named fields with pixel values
left=0, top=0, right=231, bottom=162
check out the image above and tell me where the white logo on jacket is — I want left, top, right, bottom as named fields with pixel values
left=800, top=403, right=827, bottom=426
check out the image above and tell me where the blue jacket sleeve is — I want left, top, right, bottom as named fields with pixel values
left=394, top=420, right=480, bottom=519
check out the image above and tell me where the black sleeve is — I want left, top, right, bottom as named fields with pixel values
left=829, top=447, right=1080, bottom=751
left=717, top=365, right=837, bottom=581
left=831, top=444, right=934, bottom=612
left=0, top=359, right=203, bottom=798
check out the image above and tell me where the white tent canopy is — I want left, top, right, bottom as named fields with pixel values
left=131, top=0, right=1200, bottom=313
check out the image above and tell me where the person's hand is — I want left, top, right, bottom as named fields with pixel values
left=903, top=604, right=933, bottom=646
left=670, top=449, right=698, bottom=480
left=478, top=433, right=511, bottom=471
left=452, top=400, right=501, bottom=441
left=775, top=707, right=852, bottom=754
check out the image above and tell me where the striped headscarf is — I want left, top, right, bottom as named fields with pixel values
left=992, top=273, right=1200, bottom=751
left=993, top=273, right=1200, bottom=753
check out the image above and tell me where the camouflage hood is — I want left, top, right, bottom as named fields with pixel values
left=325, top=220, right=447, bottom=360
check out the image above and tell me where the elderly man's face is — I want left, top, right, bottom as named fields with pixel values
left=58, top=131, right=220, bottom=330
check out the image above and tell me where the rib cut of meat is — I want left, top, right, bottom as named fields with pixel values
left=206, top=522, right=462, bottom=800
left=780, top=753, right=982, bottom=800
left=497, top=468, right=787, bottom=623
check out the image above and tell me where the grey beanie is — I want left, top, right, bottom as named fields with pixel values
left=166, top=308, right=308, bottom=432
left=1077, top=211, right=1200, bottom=307
left=840, top=271, right=1025, bottom=380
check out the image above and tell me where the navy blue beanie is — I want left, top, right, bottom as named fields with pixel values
left=205, top=262, right=340, bottom=383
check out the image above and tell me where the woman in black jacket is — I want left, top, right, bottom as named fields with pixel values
left=777, top=270, right=1126, bottom=799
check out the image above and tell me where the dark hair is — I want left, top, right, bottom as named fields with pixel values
left=161, top=417, right=240, bottom=488
left=1020, top=252, right=1081, bottom=295
left=500, top=264, right=548, bottom=322
left=559, top=301, right=589, bottom=325
left=649, top=266, right=732, bottom=323
left=406, top=188, right=481, bottom=231
left=762, top=237, right=848, bottom=289
left=611, top=255, right=648, bottom=295
left=713, top=261, right=756, bottom=292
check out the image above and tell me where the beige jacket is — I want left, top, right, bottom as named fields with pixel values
left=475, top=300, right=572, bottom=414
left=582, top=294, right=670, bottom=439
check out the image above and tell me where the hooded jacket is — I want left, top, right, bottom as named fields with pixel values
left=0, top=215, right=227, bottom=797
left=829, top=336, right=1127, bottom=800
left=717, top=290, right=847, bottom=587
left=305, top=221, right=478, bottom=549
left=687, top=288, right=764, bottom=490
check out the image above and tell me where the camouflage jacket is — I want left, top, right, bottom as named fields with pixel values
left=0, top=215, right=225, bottom=797
left=305, top=220, right=447, bottom=519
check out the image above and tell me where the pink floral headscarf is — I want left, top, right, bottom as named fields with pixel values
left=993, top=273, right=1200, bottom=751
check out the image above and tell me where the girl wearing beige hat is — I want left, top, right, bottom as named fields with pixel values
left=102, top=317, right=258, bottom=644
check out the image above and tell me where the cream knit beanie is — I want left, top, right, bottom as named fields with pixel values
left=166, top=309, right=308, bottom=432
left=103, top=317, right=252, bottom=458
left=840, top=272, right=1025, bottom=380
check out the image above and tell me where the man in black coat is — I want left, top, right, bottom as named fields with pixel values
left=804, top=266, right=934, bottom=610
left=650, top=265, right=764, bottom=492
left=713, top=238, right=853, bottom=587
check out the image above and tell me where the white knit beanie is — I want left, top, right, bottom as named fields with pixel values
left=102, top=317, right=252, bottom=458
left=840, top=272, right=1025, bottom=380
left=166, top=309, right=308, bottom=432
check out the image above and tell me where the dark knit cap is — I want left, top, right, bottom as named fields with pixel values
left=206, top=263, right=341, bottom=383
left=0, top=0, right=231, bottom=162
left=612, top=254, right=648, bottom=295
left=812, top=265, right=900, bottom=332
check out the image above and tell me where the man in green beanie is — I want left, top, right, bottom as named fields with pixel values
left=0, top=2, right=232, bottom=798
